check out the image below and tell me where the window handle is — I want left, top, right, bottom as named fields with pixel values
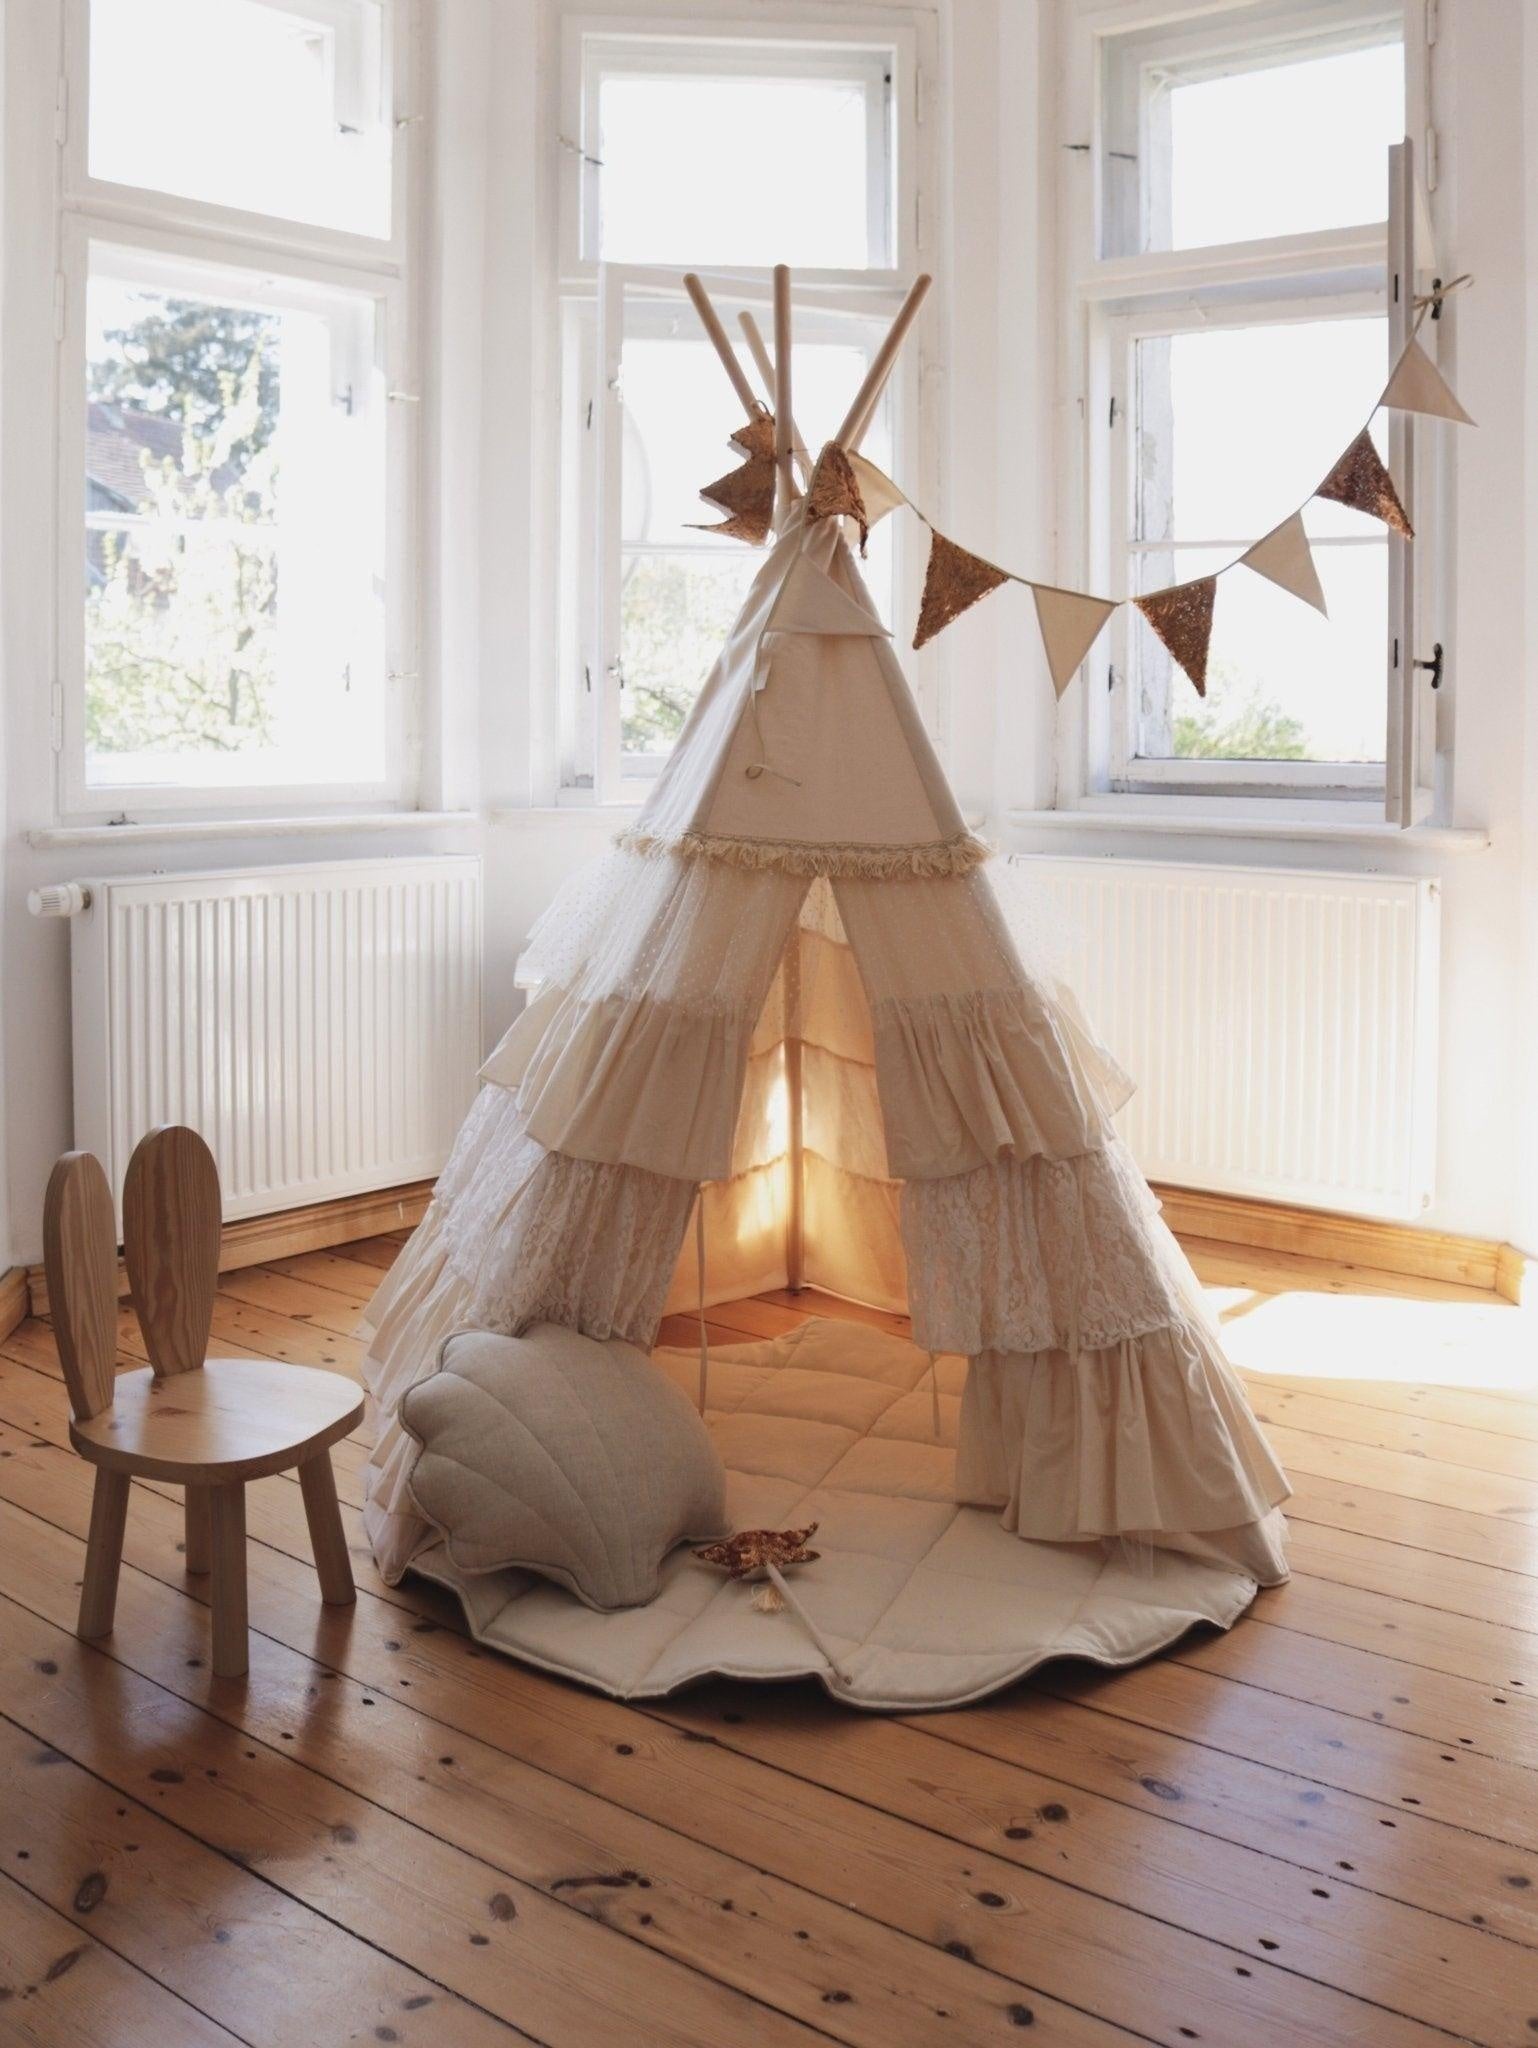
left=1413, top=642, right=1444, bottom=690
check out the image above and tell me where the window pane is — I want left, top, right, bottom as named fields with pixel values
left=1131, top=543, right=1386, bottom=765
left=595, top=59, right=889, bottom=266
left=1134, top=317, right=1389, bottom=542
left=1166, top=41, right=1403, bottom=250
left=89, top=0, right=391, bottom=238
left=85, top=261, right=387, bottom=791
left=620, top=553, right=759, bottom=756
left=1101, top=20, right=1402, bottom=256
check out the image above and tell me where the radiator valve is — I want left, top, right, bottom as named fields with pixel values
left=27, top=881, right=91, bottom=918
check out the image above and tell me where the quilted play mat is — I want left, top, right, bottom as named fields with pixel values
left=406, top=1317, right=1264, bottom=1711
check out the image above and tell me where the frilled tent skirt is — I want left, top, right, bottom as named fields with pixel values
left=360, top=851, right=1289, bottom=1590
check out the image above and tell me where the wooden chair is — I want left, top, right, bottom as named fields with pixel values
left=44, top=1126, right=366, bottom=1678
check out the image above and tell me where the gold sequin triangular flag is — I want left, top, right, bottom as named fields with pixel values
left=1028, top=583, right=1117, bottom=697
left=1135, top=577, right=1217, bottom=697
left=1380, top=337, right=1475, bottom=426
left=1316, top=429, right=1413, bottom=538
left=691, top=413, right=778, bottom=545
left=1239, top=512, right=1328, bottom=617
left=804, top=444, right=870, bottom=554
left=913, top=531, right=1011, bottom=650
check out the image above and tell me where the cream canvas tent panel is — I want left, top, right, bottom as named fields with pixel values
left=358, top=267, right=1289, bottom=1700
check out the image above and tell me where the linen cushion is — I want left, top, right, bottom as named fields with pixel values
left=400, top=1322, right=727, bottom=1610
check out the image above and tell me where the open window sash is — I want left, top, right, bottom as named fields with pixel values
left=587, top=263, right=916, bottom=805
left=1385, top=136, right=1439, bottom=827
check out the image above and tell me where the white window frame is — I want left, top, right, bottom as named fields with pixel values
left=1056, top=0, right=1444, bottom=825
left=52, top=0, right=421, bottom=824
left=554, top=8, right=936, bottom=808
left=1102, top=288, right=1391, bottom=800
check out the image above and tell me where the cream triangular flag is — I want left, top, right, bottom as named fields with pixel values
left=764, top=553, right=890, bottom=638
left=1380, top=337, right=1475, bottom=425
left=1239, top=512, right=1327, bottom=617
left=846, top=451, right=909, bottom=528
left=1028, top=583, right=1117, bottom=697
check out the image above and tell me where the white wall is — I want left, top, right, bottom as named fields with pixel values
left=3, top=0, right=1536, bottom=1267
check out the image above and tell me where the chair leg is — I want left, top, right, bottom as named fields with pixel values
left=208, top=1484, right=249, bottom=1679
left=78, top=1468, right=131, bottom=1641
left=184, top=1485, right=211, bottom=1574
left=299, top=1453, right=355, bottom=1606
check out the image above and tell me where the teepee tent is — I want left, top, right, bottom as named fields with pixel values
left=361, top=268, right=1288, bottom=1692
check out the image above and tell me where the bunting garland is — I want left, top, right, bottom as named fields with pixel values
left=693, top=294, right=1475, bottom=700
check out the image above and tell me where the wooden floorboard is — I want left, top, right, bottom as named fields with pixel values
left=2, top=1235, right=1536, bottom=2044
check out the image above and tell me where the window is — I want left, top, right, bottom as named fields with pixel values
left=559, top=20, right=926, bottom=803
left=87, top=0, right=394, bottom=238
left=1067, top=1, right=1441, bottom=819
left=1100, top=11, right=1405, bottom=258
left=1116, top=309, right=1390, bottom=775
left=56, top=0, right=414, bottom=819
left=586, top=42, right=893, bottom=268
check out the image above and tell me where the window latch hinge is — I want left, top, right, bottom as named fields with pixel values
left=1413, top=642, right=1444, bottom=690
left=1108, top=395, right=1119, bottom=428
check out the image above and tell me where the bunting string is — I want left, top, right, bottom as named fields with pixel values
left=698, top=292, right=1475, bottom=700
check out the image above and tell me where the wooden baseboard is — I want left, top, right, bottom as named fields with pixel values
left=0, top=1267, right=29, bottom=1342
left=14, top=1170, right=1527, bottom=1325
left=1153, top=1182, right=1527, bottom=1304
left=24, top=1179, right=433, bottom=1321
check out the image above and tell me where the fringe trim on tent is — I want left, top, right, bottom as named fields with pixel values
left=614, top=825, right=992, bottom=880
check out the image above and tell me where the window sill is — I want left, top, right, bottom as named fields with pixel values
left=28, top=810, right=478, bottom=851
left=1005, top=806, right=1490, bottom=855
left=489, top=804, right=642, bottom=826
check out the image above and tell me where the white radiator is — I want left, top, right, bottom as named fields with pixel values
left=64, top=857, right=482, bottom=1221
left=1013, top=856, right=1440, bottom=1218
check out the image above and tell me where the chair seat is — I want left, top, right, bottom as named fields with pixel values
left=70, top=1357, right=365, bottom=1484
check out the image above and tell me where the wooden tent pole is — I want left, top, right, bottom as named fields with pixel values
left=682, top=272, right=761, bottom=421
left=772, top=265, right=799, bottom=520
left=784, top=929, right=806, bottom=1294
left=834, top=272, right=933, bottom=450
left=738, top=311, right=809, bottom=484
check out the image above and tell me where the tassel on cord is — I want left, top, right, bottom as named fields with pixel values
left=695, top=1195, right=710, bottom=1416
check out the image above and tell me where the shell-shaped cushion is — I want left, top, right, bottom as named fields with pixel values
left=400, top=1323, right=728, bottom=1610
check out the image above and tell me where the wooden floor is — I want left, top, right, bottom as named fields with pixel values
left=1, top=1232, right=1535, bottom=2047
